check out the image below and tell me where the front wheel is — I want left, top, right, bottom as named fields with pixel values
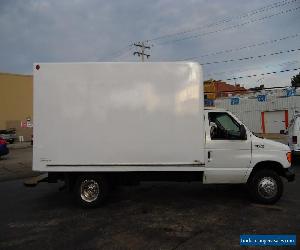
left=75, top=174, right=109, bottom=208
left=247, top=169, right=283, bottom=204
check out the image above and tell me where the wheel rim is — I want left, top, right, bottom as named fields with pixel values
left=80, top=179, right=99, bottom=202
left=257, top=177, right=278, bottom=199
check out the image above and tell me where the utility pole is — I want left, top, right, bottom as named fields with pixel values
left=133, top=41, right=151, bottom=62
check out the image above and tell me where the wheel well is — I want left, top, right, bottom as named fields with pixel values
left=63, top=173, right=111, bottom=191
left=248, top=161, right=285, bottom=183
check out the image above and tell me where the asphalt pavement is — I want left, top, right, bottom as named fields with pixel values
left=0, top=163, right=299, bottom=249
left=0, top=141, right=299, bottom=249
left=0, top=147, right=34, bottom=182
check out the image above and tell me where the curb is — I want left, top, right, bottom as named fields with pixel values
left=7, top=143, right=32, bottom=149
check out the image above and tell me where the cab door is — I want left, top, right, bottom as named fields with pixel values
left=204, top=111, right=251, bottom=183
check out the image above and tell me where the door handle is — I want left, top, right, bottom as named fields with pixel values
left=208, top=151, right=212, bottom=162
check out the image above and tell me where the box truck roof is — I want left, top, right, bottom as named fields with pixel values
left=33, top=62, right=205, bottom=171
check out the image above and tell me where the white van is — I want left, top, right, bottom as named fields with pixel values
left=288, top=114, right=300, bottom=155
left=27, top=62, right=295, bottom=207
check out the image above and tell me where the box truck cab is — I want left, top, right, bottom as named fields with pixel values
left=28, top=62, right=294, bottom=207
left=204, top=109, right=293, bottom=184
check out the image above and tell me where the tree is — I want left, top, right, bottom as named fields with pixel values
left=291, top=72, right=300, bottom=88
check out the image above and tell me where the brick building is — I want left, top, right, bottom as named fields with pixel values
left=204, top=80, right=248, bottom=100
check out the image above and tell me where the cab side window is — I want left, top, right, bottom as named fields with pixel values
left=209, top=112, right=242, bottom=140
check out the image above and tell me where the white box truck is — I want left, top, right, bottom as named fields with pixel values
left=28, top=62, right=295, bottom=207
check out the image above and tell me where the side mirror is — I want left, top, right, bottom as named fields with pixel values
left=240, top=125, right=247, bottom=140
left=210, top=122, right=218, bottom=139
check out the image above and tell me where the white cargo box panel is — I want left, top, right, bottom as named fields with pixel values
left=33, top=62, right=204, bottom=172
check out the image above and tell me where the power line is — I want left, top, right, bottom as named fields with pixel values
left=156, top=5, right=300, bottom=45
left=176, top=33, right=300, bottom=61
left=210, top=67, right=300, bottom=82
left=111, top=46, right=135, bottom=61
left=147, top=0, right=298, bottom=43
left=103, top=0, right=299, bottom=63
left=101, top=44, right=133, bottom=60
left=206, top=60, right=300, bottom=78
left=196, top=48, right=300, bottom=66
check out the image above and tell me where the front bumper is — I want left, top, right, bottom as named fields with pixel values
left=284, top=167, right=295, bottom=182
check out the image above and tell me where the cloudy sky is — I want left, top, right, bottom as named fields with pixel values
left=0, top=0, right=299, bottom=87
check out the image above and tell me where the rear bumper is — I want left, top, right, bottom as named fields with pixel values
left=284, top=167, right=295, bottom=182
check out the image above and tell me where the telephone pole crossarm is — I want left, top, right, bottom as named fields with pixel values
left=133, top=41, right=151, bottom=62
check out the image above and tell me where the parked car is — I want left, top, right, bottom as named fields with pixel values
left=0, top=137, right=9, bottom=158
left=288, top=114, right=300, bottom=155
left=0, top=129, right=17, bottom=144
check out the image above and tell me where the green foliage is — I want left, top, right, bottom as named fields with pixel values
left=291, top=72, right=300, bottom=87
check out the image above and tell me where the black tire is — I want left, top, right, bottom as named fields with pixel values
left=247, top=169, right=283, bottom=204
left=75, top=174, right=110, bottom=208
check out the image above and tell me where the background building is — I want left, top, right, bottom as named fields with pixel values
left=215, top=87, right=300, bottom=134
left=0, top=72, right=33, bottom=141
left=204, top=79, right=248, bottom=99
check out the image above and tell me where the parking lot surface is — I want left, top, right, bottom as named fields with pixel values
left=0, top=147, right=33, bottom=182
left=0, top=153, right=299, bottom=249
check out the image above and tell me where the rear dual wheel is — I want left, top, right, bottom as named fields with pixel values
left=75, top=174, right=109, bottom=208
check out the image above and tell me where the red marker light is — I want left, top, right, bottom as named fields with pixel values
left=36, top=64, right=40, bottom=70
